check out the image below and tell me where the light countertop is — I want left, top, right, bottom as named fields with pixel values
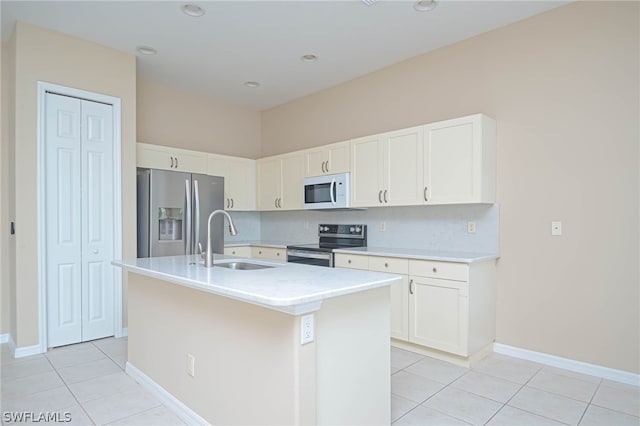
left=224, top=240, right=310, bottom=249
left=333, top=247, right=499, bottom=263
left=113, top=254, right=400, bottom=315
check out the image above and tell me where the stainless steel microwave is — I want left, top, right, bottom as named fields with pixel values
left=303, top=173, right=351, bottom=210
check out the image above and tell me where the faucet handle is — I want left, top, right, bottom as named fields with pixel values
left=198, top=242, right=205, bottom=258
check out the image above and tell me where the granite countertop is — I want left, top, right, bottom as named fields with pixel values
left=333, top=246, right=499, bottom=263
left=113, top=254, right=400, bottom=315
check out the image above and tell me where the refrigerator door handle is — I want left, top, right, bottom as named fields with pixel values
left=194, top=179, right=201, bottom=255
left=185, top=179, right=192, bottom=255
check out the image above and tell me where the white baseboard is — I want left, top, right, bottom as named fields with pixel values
left=494, top=343, right=640, bottom=387
left=0, top=333, right=9, bottom=344
left=14, top=343, right=45, bottom=358
left=115, top=327, right=128, bottom=338
left=125, top=362, right=209, bottom=425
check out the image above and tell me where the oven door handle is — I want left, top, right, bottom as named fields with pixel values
left=287, top=250, right=333, bottom=260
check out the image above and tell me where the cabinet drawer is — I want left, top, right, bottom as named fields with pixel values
left=409, top=260, right=468, bottom=282
left=251, top=246, right=285, bottom=261
left=224, top=246, right=252, bottom=257
left=335, top=254, right=369, bottom=270
left=369, top=256, right=408, bottom=275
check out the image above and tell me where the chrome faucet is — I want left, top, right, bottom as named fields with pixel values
left=204, top=210, right=238, bottom=267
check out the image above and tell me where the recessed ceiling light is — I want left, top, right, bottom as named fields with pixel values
left=181, top=4, right=205, bottom=17
left=244, top=81, right=260, bottom=88
left=413, top=0, right=438, bottom=12
left=361, top=0, right=378, bottom=5
left=301, top=54, right=318, bottom=63
left=136, top=46, right=157, bottom=55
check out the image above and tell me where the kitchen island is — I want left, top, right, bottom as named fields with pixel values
left=113, top=254, right=401, bottom=425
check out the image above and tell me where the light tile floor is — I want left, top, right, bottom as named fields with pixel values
left=1, top=340, right=638, bottom=425
left=0, top=337, right=183, bottom=425
left=391, top=347, right=640, bottom=426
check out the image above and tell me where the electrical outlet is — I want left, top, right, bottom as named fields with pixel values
left=379, top=222, right=386, bottom=232
left=187, top=353, right=195, bottom=377
left=301, top=314, right=314, bottom=345
left=551, top=221, right=562, bottom=236
left=467, top=221, right=476, bottom=234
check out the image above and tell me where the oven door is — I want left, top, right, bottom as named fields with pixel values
left=287, top=249, right=334, bottom=267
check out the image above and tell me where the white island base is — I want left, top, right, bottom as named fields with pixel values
left=125, top=272, right=391, bottom=425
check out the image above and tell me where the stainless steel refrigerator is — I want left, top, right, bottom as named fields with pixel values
left=137, top=168, right=225, bottom=258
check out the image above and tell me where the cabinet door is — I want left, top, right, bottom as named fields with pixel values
left=409, top=277, right=469, bottom=356
left=280, top=153, right=305, bottom=210
left=350, top=135, right=383, bottom=207
left=172, top=148, right=207, bottom=174
left=251, top=246, right=285, bottom=261
left=383, top=126, right=423, bottom=206
left=257, top=158, right=281, bottom=211
left=224, top=246, right=252, bottom=257
left=137, top=143, right=173, bottom=170
left=423, top=114, right=496, bottom=204
left=305, top=147, right=327, bottom=177
left=208, top=155, right=256, bottom=211
left=326, top=141, right=350, bottom=174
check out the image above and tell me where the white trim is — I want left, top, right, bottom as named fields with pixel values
left=8, top=334, right=16, bottom=355
left=0, top=333, right=9, bottom=344
left=14, top=344, right=44, bottom=358
left=126, top=362, right=210, bottom=426
left=37, top=82, right=123, bottom=353
left=118, top=327, right=128, bottom=337
left=494, top=343, right=640, bottom=387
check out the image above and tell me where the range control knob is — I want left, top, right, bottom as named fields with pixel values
left=355, top=226, right=362, bottom=233
left=350, top=227, right=355, bottom=232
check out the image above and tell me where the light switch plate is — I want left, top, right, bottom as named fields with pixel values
left=467, top=221, right=476, bottom=234
left=551, top=221, right=562, bottom=236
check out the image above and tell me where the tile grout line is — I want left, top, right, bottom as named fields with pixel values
left=575, top=377, right=603, bottom=426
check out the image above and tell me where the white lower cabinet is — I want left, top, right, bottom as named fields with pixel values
left=223, top=246, right=252, bottom=257
left=250, top=246, right=286, bottom=261
left=335, top=253, right=495, bottom=359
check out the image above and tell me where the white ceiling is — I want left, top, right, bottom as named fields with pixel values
left=1, top=1, right=568, bottom=110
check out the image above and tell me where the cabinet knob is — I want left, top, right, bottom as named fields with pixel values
left=277, top=252, right=280, bottom=256
left=384, top=262, right=389, bottom=267
left=348, top=259, right=352, bottom=264
left=259, top=251, right=262, bottom=254
left=232, top=251, right=236, bottom=255
left=433, top=267, right=437, bottom=273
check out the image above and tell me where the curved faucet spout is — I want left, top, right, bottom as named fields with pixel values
left=205, top=210, right=238, bottom=267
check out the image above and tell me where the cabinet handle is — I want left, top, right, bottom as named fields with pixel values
left=175, top=157, right=179, bottom=168
left=226, top=198, right=230, bottom=208
left=231, top=198, right=234, bottom=209
left=409, top=279, right=414, bottom=295
left=432, top=267, right=437, bottom=273
left=383, top=189, right=388, bottom=203
left=274, top=198, right=278, bottom=208
left=325, top=161, right=330, bottom=173
left=170, top=156, right=174, bottom=168
left=424, top=186, right=428, bottom=202
left=384, top=262, right=389, bottom=268
left=321, top=161, right=326, bottom=173
left=278, top=198, right=282, bottom=208
left=378, top=190, right=383, bottom=204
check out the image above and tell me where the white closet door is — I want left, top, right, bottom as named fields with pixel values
left=46, top=93, right=115, bottom=347
left=80, top=99, right=114, bottom=341
left=46, top=93, right=83, bottom=347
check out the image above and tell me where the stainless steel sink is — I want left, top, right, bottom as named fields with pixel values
left=214, top=261, right=275, bottom=270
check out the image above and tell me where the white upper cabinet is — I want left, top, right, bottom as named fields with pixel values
left=350, top=126, right=423, bottom=207
left=304, top=141, right=350, bottom=177
left=207, top=154, right=256, bottom=211
left=137, top=143, right=207, bottom=174
left=256, top=152, right=305, bottom=211
left=423, top=114, right=496, bottom=204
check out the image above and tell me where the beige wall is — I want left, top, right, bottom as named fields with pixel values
left=262, top=2, right=640, bottom=373
left=137, top=79, right=261, bottom=159
left=8, top=22, right=136, bottom=346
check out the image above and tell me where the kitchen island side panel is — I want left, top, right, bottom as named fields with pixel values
left=127, top=272, right=315, bottom=425
left=316, top=286, right=391, bottom=425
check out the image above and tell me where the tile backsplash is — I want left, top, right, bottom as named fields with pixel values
left=227, top=204, right=499, bottom=254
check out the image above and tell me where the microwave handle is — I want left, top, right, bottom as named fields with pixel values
left=330, top=178, right=336, bottom=205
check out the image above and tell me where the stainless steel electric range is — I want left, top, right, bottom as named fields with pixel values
left=286, top=224, right=367, bottom=267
